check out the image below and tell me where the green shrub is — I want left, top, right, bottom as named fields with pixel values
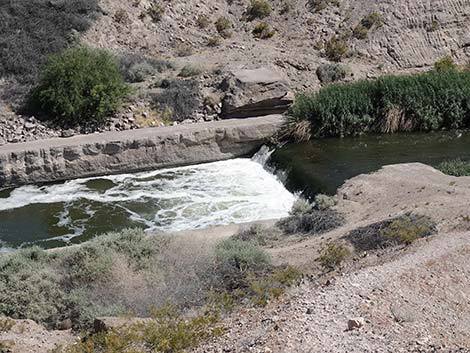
left=215, top=17, right=232, bottom=38
left=437, top=159, right=470, bottom=176
left=318, top=243, right=351, bottom=270
left=324, top=36, right=349, bottom=62
left=353, top=24, right=369, bottom=39
left=289, top=70, right=470, bottom=138
left=178, top=65, right=203, bottom=77
left=196, top=15, right=211, bottom=28
left=252, top=22, right=275, bottom=39
left=0, top=247, right=65, bottom=326
left=289, top=198, right=314, bottom=216
left=434, top=55, right=457, bottom=72
left=207, top=36, right=222, bottom=47
left=56, top=306, right=222, bottom=353
left=30, top=47, right=130, bottom=125
left=316, top=63, right=348, bottom=83
left=247, top=0, right=272, bottom=20
left=215, top=239, right=271, bottom=274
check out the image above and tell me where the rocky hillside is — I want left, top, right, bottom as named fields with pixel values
left=83, top=0, right=470, bottom=88
left=2, top=0, right=470, bottom=145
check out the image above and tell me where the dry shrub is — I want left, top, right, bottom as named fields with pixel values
left=346, top=213, right=436, bottom=251
left=279, top=116, right=312, bottom=142
left=375, top=105, right=413, bottom=133
left=277, top=208, right=344, bottom=235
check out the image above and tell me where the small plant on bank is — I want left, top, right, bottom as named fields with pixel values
left=196, top=15, right=211, bottom=28
left=178, top=64, right=203, bottom=77
left=353, top=12, right=383, bottom=39
left=316, top=63, right=348, bottom=83
left=147, top=3, right=165, bottom=22
left=252, top=22, right=275, bottom=39
left=29, top=46, right=130, bottom=125
left=318, top=243, right=351, bottom=270
left=437, top=159, right=470, bottom=176
left=434, top=55, right=457, bottom=72
left=207, top=36, right=222, bottom=47
left=324, top=36, right=349, bottom=62
left=113, top=8, right=129, bottom=24
left=347, top=214, right=436, bottom=251
left=215, top=17, right=232, bottom=38
left=247, top=0, right=272, bottom=21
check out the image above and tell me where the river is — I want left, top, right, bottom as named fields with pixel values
left=0, top=149, right=295, bottom=250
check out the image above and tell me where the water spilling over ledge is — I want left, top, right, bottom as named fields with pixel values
left=0, top=154, right=295, bottom=249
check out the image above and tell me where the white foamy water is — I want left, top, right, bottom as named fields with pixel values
left=0, top=154, right=295, bottom=246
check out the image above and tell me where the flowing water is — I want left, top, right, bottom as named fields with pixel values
left=270, top=130, right=470, bottom=197
left=0, top=151, right=295, bottom=250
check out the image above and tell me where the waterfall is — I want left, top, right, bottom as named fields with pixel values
left=252, top=145, right=275, bottom=166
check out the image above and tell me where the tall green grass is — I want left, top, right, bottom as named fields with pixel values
left=290, top=70, right=470, bottom=138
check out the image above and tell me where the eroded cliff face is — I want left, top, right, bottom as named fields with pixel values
left=0, top=115, right=283, bottom=188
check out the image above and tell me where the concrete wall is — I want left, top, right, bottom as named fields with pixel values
left=0, top=115, right=283, bottom=189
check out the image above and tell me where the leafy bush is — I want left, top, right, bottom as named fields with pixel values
left=0, top=247, right=65, bottom=326
left=316, top=63, right=348, bottom=83
left=247, top=0, right=272, bottom=20
left=318, top=243, right=351, bottom=270
left=0, top=0, right=101, bottom=103
left=437, top=159, right=470, bottom=176
left=215, top=239, right=271, bottom=274
left=347, top=214, right=436, bottom=251
left=30, top=47, right=130, bottom=125
left=434, top=55, right=457, bottom=72
left=152, top=79, right=200, bottom=121
left=289, top=198, right=314, bottom=216
left=314, top=194, right=337, bottom=210
left=324, top=36, right=349, bottom=62
left=277, top=209, right=344, bottom=234
left=252, top=22, right=275, bottom=39
left=215, top=17, right=232, bottom=38
left=289, top=70, right=470, bottom=138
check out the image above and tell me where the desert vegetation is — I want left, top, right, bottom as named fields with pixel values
left=29, top=47, right=130, bottom=126
left=437, top=159, right=470, bottom=176
left=287, top=70, right=470, bottom=139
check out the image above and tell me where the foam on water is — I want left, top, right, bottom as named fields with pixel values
left=0, top=155, right=295, bottom=247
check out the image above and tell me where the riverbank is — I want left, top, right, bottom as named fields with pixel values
left=2, top=163, right=470, bottom=352
left=0, top=115, right=283, bottom=189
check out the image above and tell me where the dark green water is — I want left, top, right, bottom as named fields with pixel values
left=270, top=130, right=470, bottom=197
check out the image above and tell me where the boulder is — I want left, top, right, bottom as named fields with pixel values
left=220, top=67, right=294, bottom=119
left=347, top=317, right=365, bottom=331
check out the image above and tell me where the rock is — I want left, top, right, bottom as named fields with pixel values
left=347, top=317, right=365, bottom=331
left=61, top=129, right=75, bottom=138
left=0, top=137, right=5, bottom=146
left=220, top=67, right=294, bottom=119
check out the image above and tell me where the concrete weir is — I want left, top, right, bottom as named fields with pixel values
left=0, top=115, right=284, bottom=189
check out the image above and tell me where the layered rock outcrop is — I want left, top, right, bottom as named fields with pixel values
left=0, top=115, right=283, bottom=188
left=220, top=68, right=294, bottom=119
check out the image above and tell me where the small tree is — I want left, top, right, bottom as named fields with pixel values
left=30, top=47, right=130, bottom=125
